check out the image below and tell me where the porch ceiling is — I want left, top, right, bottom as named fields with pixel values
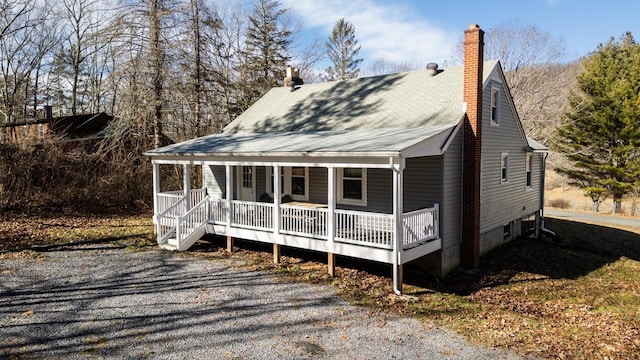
left=144, top=124, right=458, bottom=160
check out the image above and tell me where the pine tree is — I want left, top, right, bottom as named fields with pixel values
left=554, top=32, right=640, bottom=210
left=238, top=0, right=291, bottom=113
left=323, top=18, right=362, bottom=81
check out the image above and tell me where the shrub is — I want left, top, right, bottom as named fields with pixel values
left=548, top=198, right=570, bottom=209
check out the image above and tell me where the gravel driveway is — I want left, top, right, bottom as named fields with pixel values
left=1, top=244, right=523, bottom=359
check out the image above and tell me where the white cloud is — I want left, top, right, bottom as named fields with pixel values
left=281, top=0, right=457, bottom=67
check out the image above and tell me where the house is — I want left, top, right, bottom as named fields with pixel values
left=144, top=24, right=548, bottom=294
left=0, top=109, right=113, bottom=144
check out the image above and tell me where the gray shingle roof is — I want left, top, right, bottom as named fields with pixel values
left=224, top=61, right=498, bottom=135
left=526, top=137, right=549, bottom=152
left=144, top=125, right=457, bottom=157
left=146, top=61, right=500, bottom=157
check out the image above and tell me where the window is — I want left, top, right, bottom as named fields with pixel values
left=242, top=166, right=253, bottom=188
left=526, top=154, right=533, bottom=188
left=268, top=166, right=309, bottom=201
left=290, top=167, right=307, bottom=198
left=338, top=168, right=367, bottom=206
left=503, top=223, right=511, bottom=240
left=490, top=87, right=499, bottom=125
left=501, top=152, right=509, bottom=183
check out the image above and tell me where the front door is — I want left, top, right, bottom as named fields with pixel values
left=237, top=166, right=256, bottom=201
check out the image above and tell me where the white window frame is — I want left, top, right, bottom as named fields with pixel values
left=289, top=166, right=309, bottom=201
left=266, top=166, right=309, bottom=201
left=501, top=152, right=509, bottom=183
left=490, top=86, right=499, bottom=126
left=337, top=168, right=367, bottom=206
left=526, top=153, right=533, bottom=189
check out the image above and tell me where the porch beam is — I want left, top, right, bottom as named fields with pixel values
left=150, top=156, right=396, bottom=168
left=392, top=161, right=405, bottom=295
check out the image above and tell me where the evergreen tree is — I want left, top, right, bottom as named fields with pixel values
left=323, top=18, right=362, bottom=81
left=238, top=0, right=291, bottom=113
left=554, top=32, right=640, bottom=210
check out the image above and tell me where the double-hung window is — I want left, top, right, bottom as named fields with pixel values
left=501, top=152, right=509, bottom=183
left=338, top=168, right=367, bottom=206
left=526, top=154, right=533, bottom=188
left=490, top=87, right=499, bottom=125
left=290, top=167, right=308, bottom=200
left=267, top=166, right=308, bottom=201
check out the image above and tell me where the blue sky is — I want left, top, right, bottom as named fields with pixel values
left=279, top=0, right=640, bottom=69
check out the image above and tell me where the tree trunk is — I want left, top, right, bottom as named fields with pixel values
left=191, top=0, right=202, bottom=138
left=150, top=0, right=164, bottom=148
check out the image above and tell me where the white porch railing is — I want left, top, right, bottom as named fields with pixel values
left=157, top=195, right=189, bottom=243
left=335, top=209, right=394, bottom=249
left=157, top=191, right=183, bottom=215
left=280, top=205, right=329, bottom=238
left=175, top=196, right=209, bottom=250
left=402, top=204, right=439, bottom=249
left=231, top=201, right=273, bottom=231
left=158, top=189, right=207, bottom=214
left=157, top=194, right=439, bottom=254
left=209, top=198, right=227, bottom=225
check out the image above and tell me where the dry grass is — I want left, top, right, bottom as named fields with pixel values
left=0, top=212, right=155, bottom=256
left=2, top=213, right=639, bottom=359
left=191, top=219, right=640, bottom=360
left=545, top=171, right=640, bottom=216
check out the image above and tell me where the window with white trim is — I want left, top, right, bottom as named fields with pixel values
left=490, top=87, right=499, bottom=125
left=338, top=168, right=367, bottom=206
left=526, top=154, right=533, bottom=188
left=290, top=166, right=308, bottom=200
left=501, top=152, right=509, bottom=183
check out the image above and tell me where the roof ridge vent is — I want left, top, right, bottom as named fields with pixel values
left=426, top=63, right=439, bottom=76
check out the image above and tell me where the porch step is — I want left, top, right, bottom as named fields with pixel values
left=159, top=240, right=178, bottom=251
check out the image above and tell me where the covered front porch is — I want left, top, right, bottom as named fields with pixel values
left=151, top=160, right=441, bottom=295
left=145, top=126, right=457, bottom=294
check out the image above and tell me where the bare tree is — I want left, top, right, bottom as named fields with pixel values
left=367, top=58, right=423, bottom=76
left=58, top=0, right=117, bottom=115
left=0, top=0, right=58, bottom=123
left=453, top=21, right=573, bottom=143
left=149, top=0, right=164, bottom=148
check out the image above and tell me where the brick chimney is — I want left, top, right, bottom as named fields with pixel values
left=283, top=66, right=303, bottom=90
left=461, top=24, right=484, bottom=268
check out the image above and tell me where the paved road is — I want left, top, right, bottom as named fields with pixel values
left=545, top=209, right=640, bottom=228
left=0, top=244, right=523, bottom=359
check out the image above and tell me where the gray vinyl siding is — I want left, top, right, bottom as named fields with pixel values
left=403, top=157, right=441, bottom=212
left=203, top=165, right=226, bottom=198
left=307, top=167, right=393, bottom=214
left=256, top=166, right=267, bottom=197
left=480, top=79, right=543, bottom=239
left=440, top=129, right=463, bottom=274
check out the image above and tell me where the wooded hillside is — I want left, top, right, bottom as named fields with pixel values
left=0, top=1, right=606, bottom=212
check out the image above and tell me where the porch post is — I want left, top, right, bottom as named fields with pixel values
left=392, top=159, right=405, bottom=295
left=225, top=164, right=233, bottom=252
left=273, top=165, right=281, bottom=263
left=152, top=162, right=160, bottom=224
left=183, top=164, right=191, bottom=211
left=152, top=162, right=160, bottom=228
left=327, top=166, right=336, bottom=276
